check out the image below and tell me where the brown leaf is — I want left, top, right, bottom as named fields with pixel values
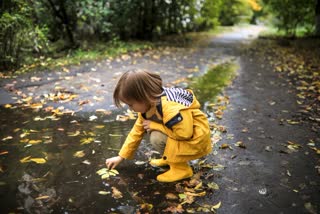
left=111, top=187, right=123, bottom=199
left=165, top=193, right=178, bottom=200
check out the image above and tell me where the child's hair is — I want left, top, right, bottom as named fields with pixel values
left=113, top=69, right=163, bottom=108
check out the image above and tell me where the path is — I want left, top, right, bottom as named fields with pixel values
left=204, top=30, right=319, bottom=213
left=0, top=25, right=319, bottom=213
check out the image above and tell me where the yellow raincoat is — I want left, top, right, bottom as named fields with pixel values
left=118, top=88, right=212, bottom=163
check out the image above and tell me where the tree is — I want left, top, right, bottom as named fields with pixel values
left=316, top=0, right=320, bottom=36
left=265, top=0, right=316, bottom=37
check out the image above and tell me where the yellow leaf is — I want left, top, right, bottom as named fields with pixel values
left=73, top=150, right=85, bottom=158
left=109, top=134, right=123, bottom=137
left=28, top=140, right=42, bottom=145
left=101, top=173, right=110, bottom=179
left=212, top=201, right=221, bottom=209
left=30, top=158, right=46, bottom=164
left=67, top=131, right=80, bottom=137
left=95, top=125, right=105, bottom=129
left=30, top=103, right=43, bottom=109
left=20, top=156, right=31, bottom=163
left=109, top=169, right=119, bottom=175
left=80, top=137, right=94, bottom=145
left=35, top=195, right=50, bottom=200
left=98, top=191, right=111, bottom=195
left=96, top=168, right=108, bottom=175
left=220, top=143, right=231, bottom=149
left=22, top=96, right=32, bottom=102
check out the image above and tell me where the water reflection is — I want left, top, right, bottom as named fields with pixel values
left=0, top=106, right=154, bottom=213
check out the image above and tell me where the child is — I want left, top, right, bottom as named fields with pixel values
left=105, top=69, right=212, bottom=182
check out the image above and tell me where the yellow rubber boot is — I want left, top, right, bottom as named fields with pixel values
left=150, top=158, right=168, bottom=167
left=157, top=162, right=193, bottom=182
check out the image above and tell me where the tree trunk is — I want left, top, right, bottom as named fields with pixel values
left=316, top=0, right=320, bottom=36
left=47, top=0, right=75, bottom=46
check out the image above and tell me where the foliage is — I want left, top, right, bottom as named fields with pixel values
left=0, top=0, right=260, bottom=72
left=0, top=0, right=49, bottom=70
left=219, top=0, right=253, bottom=25
left=264, top=0, right=316, bottom=37
left=194, top=0, right=223, bottom=31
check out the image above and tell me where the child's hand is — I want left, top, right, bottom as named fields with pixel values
left=105, top=156, right=124, bottom=169
left=143, top=120, right=151, bottom=132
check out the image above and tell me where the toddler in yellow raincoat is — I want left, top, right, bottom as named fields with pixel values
left=106, top=69, right=212, bottom=182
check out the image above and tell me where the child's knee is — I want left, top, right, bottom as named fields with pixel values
left=149, top=131, right=167, bottom=153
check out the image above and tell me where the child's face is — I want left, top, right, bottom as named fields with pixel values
left=122, top=99, right=150, bottom=113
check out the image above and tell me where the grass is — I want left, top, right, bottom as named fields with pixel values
left=189, top=62, right=238, bottom=104
left=12, top=39, right=154, bottom=75
left=9, top=26, right=235, bottom=76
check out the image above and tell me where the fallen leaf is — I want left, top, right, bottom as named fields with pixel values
left=35, top=195, right=50, bottom=200
left=0, top=151, right=9, bottom=156
left=20, top=156, right=31, bottom=163
left=67, top=131, right=80, bottom=136
left=212, top=201, right=222, bottom=209
left=73, top=150, right=85, bottom=158
left=111, top=187, right=123, bottom=199
left=166, top=193, right=178, bottom=200
left=30, top=158, right=46, bottom=164
left=98, top=191, right=111, bottom=195
left=28, top=140, right=42, bottom=145
left=235, top=141, right=246, bottom=149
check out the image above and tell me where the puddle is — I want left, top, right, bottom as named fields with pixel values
left=0, top=60, right=241, bottom=213
left=0, top=60, right=239, bottom=213
left=0, top=106, right=152, bottom=213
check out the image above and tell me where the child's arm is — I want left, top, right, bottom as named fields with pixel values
left=118, top=113, right=145, bottom=159
left=105, top=114, right=145, bottom=169
left=168, top=110, right=193, bottom=140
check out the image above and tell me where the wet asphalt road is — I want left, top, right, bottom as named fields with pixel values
left=1, top=25, right=319, bottom=213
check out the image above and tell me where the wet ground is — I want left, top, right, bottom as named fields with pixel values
left=1, top=25, right=319, bottom=213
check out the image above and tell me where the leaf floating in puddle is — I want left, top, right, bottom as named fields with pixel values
left=96, top=168, right=119, bottom=179
left=28, top=140, right=42, bottom=145
left=98, top=191, right=111, bottom=195
left=20, top=156, right=32, bottom=163
left=29, top=158, right=47, bottom=164
left=35, top=195, right=50, bottom=200
left=73, top=150, right=85, bottom=158
left=80, top=137, right=94, bottom=145
left=0, top=151, right=9, bottom=156
left=258, top=188, right=267, bottom=195
left=2, top=136, right=13, bottom=141
left=67, top=131, right=80, bottom=137
left=89, top=115, right=98, bottom=121
left=82, top=160, right=91, bottom=165
left=109, top=134, right=123, bottom=137
left=111, top=187, right=123, bottom=199
left=134, top=161, right=146, bottom=165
